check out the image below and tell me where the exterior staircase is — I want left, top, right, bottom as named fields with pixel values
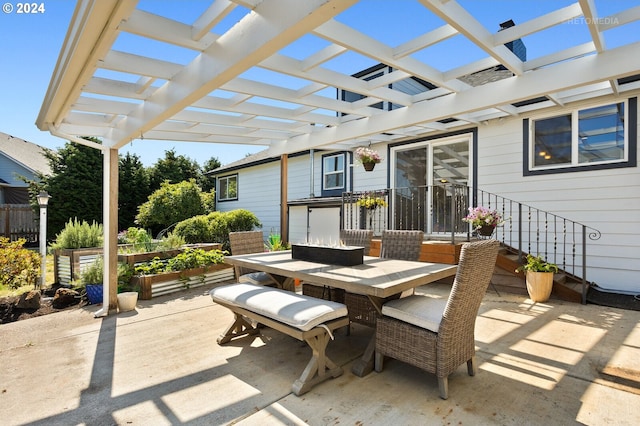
left=344, top=184, right=601, bottom=304
left=494, top=248, right=583, bottom=303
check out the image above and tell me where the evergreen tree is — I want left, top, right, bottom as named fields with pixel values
left=118, top=152, right=150, bottom=230
left=41, top=138, right=104, bottom=239
left=148, top=149, right=201, bottom=191
left=199, top=156, right=221, bottom=192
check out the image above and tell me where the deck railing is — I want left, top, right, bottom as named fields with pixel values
left=342, top=184, right=601, bottom=303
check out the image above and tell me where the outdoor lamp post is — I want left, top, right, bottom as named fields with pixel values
left=37, top=191, right=51, bottom=289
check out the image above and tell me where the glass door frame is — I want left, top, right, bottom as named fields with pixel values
left=389, top=132, right=475, bottom=235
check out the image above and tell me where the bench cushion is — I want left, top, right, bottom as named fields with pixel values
left=210, top=283, right=348, bottom=332
left=381, top=295, right=448, bottom=332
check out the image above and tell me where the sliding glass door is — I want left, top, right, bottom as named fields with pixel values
left=391, top=135, right=471, bottom=234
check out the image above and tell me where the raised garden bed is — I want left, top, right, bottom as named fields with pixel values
left=132, top=263, right=233, bottom=299
left=54, top=243, right=222, bottom=286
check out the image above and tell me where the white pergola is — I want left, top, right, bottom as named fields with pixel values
left=37, top=0, right=640, bottom=315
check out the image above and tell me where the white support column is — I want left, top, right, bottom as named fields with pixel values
left=94, top=147, right=119, bottom=317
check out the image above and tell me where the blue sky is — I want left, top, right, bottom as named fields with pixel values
left=1, top=0, right=639, bottom=167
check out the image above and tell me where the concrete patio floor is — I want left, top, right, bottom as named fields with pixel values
left=1, top=282, right=639, bottom=425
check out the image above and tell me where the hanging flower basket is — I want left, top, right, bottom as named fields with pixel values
left=355, top=146, right=382, bottom=171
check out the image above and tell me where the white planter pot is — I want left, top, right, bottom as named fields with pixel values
left=117, top=292, right=138, bottom=312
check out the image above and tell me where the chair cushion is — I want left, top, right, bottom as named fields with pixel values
left=381, top=295, right=448, bottom=332
left=238, top=271, right=275, bottom=286
left=210, top=283, right=348, bottom=331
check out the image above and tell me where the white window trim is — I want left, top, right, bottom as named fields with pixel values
left=323, top=153, right=345, bottom=191
left=529, top=100, right=628, bottom=172
left=218, top=174, right=238, bottom=201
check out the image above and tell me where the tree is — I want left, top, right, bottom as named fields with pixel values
left=148, top=149, right=201, bottom=191
left=199, top=156, right=221, bottom=192
left=118, top=152, right=150, bottom=230
left=135, top=179, right=213, bottom=236
left=39, top=138, right=104, bottom=239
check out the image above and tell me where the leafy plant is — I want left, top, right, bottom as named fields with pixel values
left=266, top=232, right=290, bottom=251
left=156, top=232, right=186, bottom=251
left=51, top=218, right=103, bottom=249
left=516, top=254, right=559, bottom=273
left=0, top=238, right=40, bottom=289
left=80, top=257, right=138, bottom=292
left=80, top=257, right=104, bottom=285
left=121, top=227, right=154, bottom=252
left=133, top=249, right=226, bottom=276
left=167, top=248, right=226, bottom=271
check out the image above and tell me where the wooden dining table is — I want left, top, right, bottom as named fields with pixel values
left=223, top=250, right=458, bottom=376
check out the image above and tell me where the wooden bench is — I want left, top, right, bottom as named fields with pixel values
left=210, top=283, right=349, bottom=396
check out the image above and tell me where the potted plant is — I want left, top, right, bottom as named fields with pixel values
left=79, top=257, right=104, bottom=305
left=80, top=258, right=139, bottom=310
left=516, top=254, right=559, bottom=302
left=116, top=263, right=138, bottom=312
left=462, top=206, right=504, bottom=236
left=355, top=146, right=382, bottom=171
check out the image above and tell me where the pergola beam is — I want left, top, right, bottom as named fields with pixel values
left=108, top=0, right=358, bottom=149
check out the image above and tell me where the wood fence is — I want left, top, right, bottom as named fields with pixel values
left=0, top=204, right=38, bottom=243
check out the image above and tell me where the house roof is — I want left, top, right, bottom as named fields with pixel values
left=37, top=0, right=640, bottom=157
left=0, top=132, right=52, bottom=176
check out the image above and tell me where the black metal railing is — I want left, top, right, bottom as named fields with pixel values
left=342, top=184, right=601, bottom=303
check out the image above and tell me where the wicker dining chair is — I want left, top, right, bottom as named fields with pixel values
left=302, top=229, right=374, bottom=303
left=228, top=231, right=278, bottom=286
left=345, top=229, right=424, bottom=328
left=374, top=239, right=500, bottom=399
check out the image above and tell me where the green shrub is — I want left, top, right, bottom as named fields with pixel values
left=51, top=218, right=103, bottom=249
left=174, top=215, right=213, bottom=243
left=174, top=209, right=261, bottom=251
left=225, top=209, right=263, bottom=233
left=0, top=238, right=40, bottom=289
left=135, top=179, right=211, bottom=231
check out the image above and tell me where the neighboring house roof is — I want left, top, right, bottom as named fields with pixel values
left=0, top=132, right=52, bottom=176
left=208, top=148, right=312, bottom=175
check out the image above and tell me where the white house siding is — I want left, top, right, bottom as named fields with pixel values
left=476, top=93, right=640, bottom=294
left=216, top=162, right=282, bottom=241
left=217, top=91, right=639, bottom=293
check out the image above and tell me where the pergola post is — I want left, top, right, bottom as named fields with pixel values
left=95, top=147, right=119, bottom=317
left=280, top=154, right=288, bottom=244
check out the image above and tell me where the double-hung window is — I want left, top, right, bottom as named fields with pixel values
left=322, top=153, right=345, bottom=196
left=525, top=98, right=636, bottom=175
left=217, top=174, right=238, bottom=201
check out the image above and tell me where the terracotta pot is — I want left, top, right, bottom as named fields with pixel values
left=526, top=271, right=554, bottom=302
